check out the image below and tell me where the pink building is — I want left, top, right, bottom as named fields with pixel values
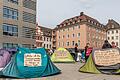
left=53, top=12, right=106, bottom=49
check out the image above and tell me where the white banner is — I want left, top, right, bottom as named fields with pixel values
left=24, top=54, right=41, bottom=67
left=94, top=49, right=120, bottom=66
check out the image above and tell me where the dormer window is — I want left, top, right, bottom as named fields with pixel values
left=68, top=23, right=70, bottom=25
left=78, top=20, right=80, bottom=22
left=88, top=20, right=91, bottom=22
left=60, top=25, right=62, bottom=27
left=112, top=25, right=114, bottom=28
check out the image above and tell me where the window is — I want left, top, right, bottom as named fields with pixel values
left=3, top=23, right=18, bottom=37
left=112, top=25, right=114, bottom=28
left=107, top=31, right=110, bottom=34
left=50, top=38, right=51, bottom=41
left=66, top=42, right=69, bottom=46
left=47, top=44, right=48, bottom=48
left=22, top=27, right=36, bottom=39
left=116, top=42, right=118, bottom=46
left=47, top=38, right=48, bottom=41
left=67, top=34, right=69, bottom=38
left=112, top=36, right=114, bottom=40
left=112, top=31, right=114, bottom=34
left=23, top=12, right=36, bottom=24
left=108, top=37, right=110, bottom=40
left=116, top=30, right=118, bottom=33
left=78, top=33, right=80, bottom=37
left=72, top=34, right=75, bottom=37
left=62, top=42, right=64, bottom=46
left=3, top=6, right=18, bottom=20
left=23, top=0, right=36, bottom=10
left=116, top=36, right=118, bottom=40
left=68, top=28, right=69, bottom=31
left=72, top=41, right=75, bottom=46
left=44, top=44, right=46, bottom=47
left=8, top=0, right=18, bottom=4
left=73, top=26, right=74, bottom=30
left=63, top=35, right=65, bottom=38
left=58, top=42, right=60, bottom=46
left=59, top=36, right=60, bottom=39
left=78, top=25, right=80, bottom=29
left=49, top=44, right=51, bottom=48
left=44, top=37, right=46, bottom=41
left=78, top=40, right=80, bottom=46
left=3, top=43, right=18, bottom=48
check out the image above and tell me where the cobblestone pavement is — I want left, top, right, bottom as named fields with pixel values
left=0, top=62, right=120, bottom=80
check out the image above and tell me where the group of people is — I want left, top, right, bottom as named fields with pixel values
left=74, top=40, right=117, bottom=62
left=102, top=40, right=117, bottom=49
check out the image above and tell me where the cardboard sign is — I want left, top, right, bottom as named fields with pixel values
left=24, top=54, right=41, bottom=67
left=94, top=49, right=120, bottom=66
left=55, top=50, right=68, bottom=59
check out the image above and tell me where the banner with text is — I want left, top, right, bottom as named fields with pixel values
left=93, top=48, right=120, bottom=66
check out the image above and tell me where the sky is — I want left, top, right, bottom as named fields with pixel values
left=37, top=0, right=120, bottom=28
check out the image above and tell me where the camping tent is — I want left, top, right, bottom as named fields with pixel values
left=51, top=47, right=75, bottom=63
left=0, top=47, right=60, bottom=78
left=79, top=48, right=120, bottom=74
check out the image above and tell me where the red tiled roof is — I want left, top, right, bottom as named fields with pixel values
left=57, top=12, right=102, bottom=28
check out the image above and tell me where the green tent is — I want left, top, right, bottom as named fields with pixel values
left=79, top=48, right=120, bottom=74
left=0, top=47, right=60, bottom=78
left=51, top=47, right=75, bottom=63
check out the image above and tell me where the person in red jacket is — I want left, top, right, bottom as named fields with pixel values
left=85, top=43, right=93, bottom=62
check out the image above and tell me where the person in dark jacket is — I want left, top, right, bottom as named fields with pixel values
left=74, top=43, right=79, bottom=61
left=102, top=40, right=112, bottom=49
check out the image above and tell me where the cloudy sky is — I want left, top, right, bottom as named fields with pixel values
left=37, top=0, right=120, bottom=28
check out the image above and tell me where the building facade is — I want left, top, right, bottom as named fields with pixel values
left=36, top=26, right=52, bottom=49
left=36, top=24, right=43, bottom=48
left=106, top=19, right=120, bottom=48
left=53, top=12, right=106, bottom=49
left=0, top=0, right=36, bottom=48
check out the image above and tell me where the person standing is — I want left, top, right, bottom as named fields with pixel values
left=102, top=40, right=112, bottom=49
left=85, top=43, right=90, bottom=62
left=74, top=43, right=79, bottom=62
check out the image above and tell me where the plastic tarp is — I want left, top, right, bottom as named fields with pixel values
left=0, top=47, right=60, bottom=78
left=51, top=47, right=75, bottom=63
left=79, top=48, right=120, bottom=74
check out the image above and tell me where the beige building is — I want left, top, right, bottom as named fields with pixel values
left=53, top=12, right=106, bottom=49
left=0, top=0, right=36, bottom=48
left=106, top=19, right=120, bottom=48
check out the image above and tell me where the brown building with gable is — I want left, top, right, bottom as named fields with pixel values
left=53, top=12, right=106, bottom=49
left=36, top=25, right=53, bottom=49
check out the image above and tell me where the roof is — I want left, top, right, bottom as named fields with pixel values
left=37, top=25, right=53, bottom=37
left=56, top=12, right=104, bottom=29
left=105, top=19, right=120, bottom=31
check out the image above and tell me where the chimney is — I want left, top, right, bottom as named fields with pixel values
left=80, top=12, right=84, bottom=16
